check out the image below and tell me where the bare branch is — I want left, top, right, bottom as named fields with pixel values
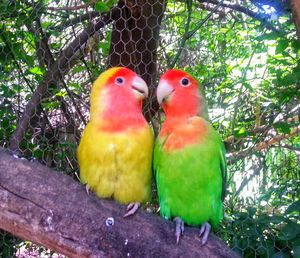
left=228, top=125, right=300, bottom=163
left=50, top=11, right=100, bottom=32
left=224, top=115, right=299, bottom=144
left=235, top=164, right=263, bottom=196
left=200, top=0, right=285, bottom=34
left=9, top=8, right=119, bottom=151
left=46, top=1, right=97, bottom=11
left=255, top=125, right=300, bottom=151
left=170, top=0, right=224, bottom=68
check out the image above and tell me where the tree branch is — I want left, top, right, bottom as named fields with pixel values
left=224, top=115, right=299, bottom=144
left=227, top=125, right=300, bottom=163
left=170, top=0, right=224, bottom=68
left=235, top=164, right=263, bottom=196
left=9, top=8, right=119, bottom=152
left=200, top=0, right=284, bottom=34
left=49, top=11, right=100, bottom=32
left=32, top=17, right=85, bottom=143
left=0, top=148, right=239, bottom=258
left=46, top=0, right=97, bottom=11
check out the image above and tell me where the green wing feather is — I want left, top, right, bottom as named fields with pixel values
left=154, top=120, right=226, bottom=228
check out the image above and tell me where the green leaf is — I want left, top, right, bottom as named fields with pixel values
left=243, top=82, right=254, bottom=91
left=291, top=39, right=300, bottom=51
left=233, top=127, right=247, bottom=138
left=72, top=66, right=86, bottom=73
left=293, top=245, right=300, bottom=258
left=247, top=207, right=256, bottom=217
left=98, top=42, right=110, bottom=55
left=279, top=222, right=300, bottom=241
left=274, top=122, right=291, bottom=134
left=95, top=1, right=110, bottom=12
left=293, top=64, right=300, bottom=80
left=281, top=73, right=298, bottom=86
left=55, top=91, right=67, bottom=97
left=28, top=67, right=43, bottom=75
left=106, top=0, right=117, bottom=8
left=286, top=200, right=300, bottom=214
left=271, top=252, right=289, bottom=258
left=276, top=39, right=289, bottom=54
left=258, top=215, right=287, bottom=224
left=255, top=31, right=279, bottom=41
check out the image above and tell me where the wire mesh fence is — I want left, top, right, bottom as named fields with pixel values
left=1, top=0, right=299, bottom=257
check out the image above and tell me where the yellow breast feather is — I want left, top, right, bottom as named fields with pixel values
left=77, top=123, right=153, bottom=204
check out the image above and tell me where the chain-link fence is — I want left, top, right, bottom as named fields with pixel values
left=1, top=0, right=299, bottom=257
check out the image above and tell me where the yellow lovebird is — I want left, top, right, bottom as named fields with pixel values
left=77, top=67, right=153, bottom=217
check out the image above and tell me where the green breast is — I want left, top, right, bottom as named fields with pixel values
left=154, top=125, right=225, bottom=228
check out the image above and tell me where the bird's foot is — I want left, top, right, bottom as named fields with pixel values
left=174, top=217, right=184, bottom=244
left=85, top=184, right=90, bottom=195
left=199, top=222, right=211, bottom=246
left=124, top=202, right=140, bottom=217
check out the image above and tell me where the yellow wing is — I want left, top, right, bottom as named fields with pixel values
left=77, top=123, right=153, bottom=204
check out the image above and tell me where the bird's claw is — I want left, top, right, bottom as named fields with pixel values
left=124, top=202, right=140, bottom=217
left=85, top=184, right=90, bottom=195
left=174, top=217, right=184, bottom=244
left=199, top=222, right=211, bottom=246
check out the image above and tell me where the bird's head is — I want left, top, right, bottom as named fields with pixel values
left=156, top=69, right=208, bottom=119
left=90, top=67, right=148, bottom=123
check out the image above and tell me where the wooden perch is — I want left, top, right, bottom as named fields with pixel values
left=0, top=148, right=239, bottom=258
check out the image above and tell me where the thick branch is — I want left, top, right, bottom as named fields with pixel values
left=0, top=148, right=239, bottom=258
left=9, top=8, right=118, bottom=151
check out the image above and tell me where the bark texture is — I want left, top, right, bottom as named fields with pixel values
left=0, top=148, right=239, bottom=258
left=291, top=0, right=300, bottom=41
left=108, top=0, right=166, bottom=120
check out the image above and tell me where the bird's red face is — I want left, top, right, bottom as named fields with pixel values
left=156, top=69, right=202, bottom=118
left=104, top=67, right=148, bottom=101
left=90, top=67, right=149, bottom=131
left=91, top=67, right=148, bottom=113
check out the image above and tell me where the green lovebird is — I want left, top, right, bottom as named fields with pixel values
left=154, top=69, right=226, bottom=245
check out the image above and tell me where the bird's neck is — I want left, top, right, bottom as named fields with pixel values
left=160, top=115, right=191, bottom=135
left=159, top=115, right=209, bottom=151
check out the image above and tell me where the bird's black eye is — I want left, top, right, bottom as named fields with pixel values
left=115, top=76, right=125, bottom=85
left=180, top=77, right=190, bottom=87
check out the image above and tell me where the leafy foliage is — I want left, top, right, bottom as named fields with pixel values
left=0, top=0, right=299, bottom=257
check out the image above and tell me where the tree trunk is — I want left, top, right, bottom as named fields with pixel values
left=108, top=0, right=166, bottom=121
left=0, top=148, right=239, bottom=258
left=291, top=0, right=300, bottom=41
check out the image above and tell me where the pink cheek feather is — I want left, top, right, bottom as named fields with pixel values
left=162, top=86, right=199, bottom=118
left=99, top=84, right=146, bottom=132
